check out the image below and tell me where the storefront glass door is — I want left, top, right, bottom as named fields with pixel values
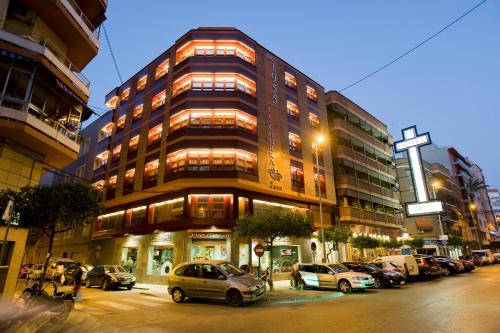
left=121, top=247, right=138, bottom=273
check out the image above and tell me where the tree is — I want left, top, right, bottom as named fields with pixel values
left=318, top=225, right=352, bottom=261
left=0, top=183, right=102, bottom=287
left=379, top=238, right=402, bottom=249
left=234, top=207, right=314, bottom=290
left=490, top=241, right=500, bottom=251
left=464, top=240, right=480, bottom=251
left=350, top=236, right=379, bottom=258
left=447, top=234, right=464, bottom=249
left=407, top=237, right=425, bottom=250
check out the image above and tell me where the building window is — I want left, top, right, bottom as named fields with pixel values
left=93, top=151, right=109, bottom=170
left=132, top=104, right=143, bottom=121
left=284, top=72, right=297, bottom=89
left=120, top=88, right=130, bottom=103
left=98, top=123, right=114, bottom=142
left=126, top=206, right=146, bottom=228
left=306, top=85, right=318, bottom=102
left=155, top=59, right=169, bottom=80
left=172, top=73, right=256, bottom=98
left=291, top=166, right=304, bottom=189
left=190, top=194, right=233, bottom=219
left=151, top=90, right=166, bottom=110
left=105, top=96, right=119, bottom=109
left=124, top=168, right=135, bottom=190
left=116, top=115, right=126, bottom=131
left=166, top=149, right=257, bottom=174
left=92, top=180, right=104, bottom=191
left=111, top=144, right=121, bottom=162
left=75, top=165, right=86, bottom=179
left=309, top=112, right=319, bottom=129
left=144, top=159, right=159, bottom=183
left=107, top=175, right=117, bottom=198
left=151, top=197, right=184, bottom=223
left=128, top=135, right=140, bottom=155
left=286, top=101, right=299, bottom=120
left=314, top=171, right=326, bottom=197
left=96, top=211, right=124, bottom=232
left=288, top=132, right=302, bottom=153
left=148, top=124, right=163, bottom=146
left=137, top=75, right=147, bottom=92
left=175, top=40, right=255, bottom=65
left=169, top=109, right=257, bottom=134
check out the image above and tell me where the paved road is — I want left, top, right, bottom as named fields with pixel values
left=4, top=265, right=500, bottom=333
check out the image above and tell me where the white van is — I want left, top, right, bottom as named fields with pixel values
left=471, top=249, right=495, bottom=265
left=374, top=255, right=419, bottom=277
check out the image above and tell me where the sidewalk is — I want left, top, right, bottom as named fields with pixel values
left=134, top=280, right=344, bottom=304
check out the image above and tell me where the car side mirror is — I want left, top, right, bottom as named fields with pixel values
left=217, top=274, right=225, bottom=280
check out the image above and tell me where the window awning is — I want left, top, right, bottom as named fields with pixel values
left=415, top=220, right=433, bottom=231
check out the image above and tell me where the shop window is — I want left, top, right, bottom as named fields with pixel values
left=309, top=112, right=319, bottom=129
left=286, top=101, right=299, bottom=120
left=284, top=72, right=297, bottom=89
left=288, top=132, right=302, bottom=153
left=116, top=115, right=126, bottom=131
left=120, top=88, right=130, bottom=103
left=147, top=247, right=174, bottom=276
left=111, top=144, right=121, bottom=162
left=291, top=166, right=304, bottom=189
left=144, top=159, right=159, bottom=184
left=128, top=135, right=140, bottom=155
left=93, top=151, right=109, bottom=170
left=166, top=149, right=256, bottom=174
left=191, top=242, right=228, bottom=261
left=175, top=40, right=255, bottom=65
left=151, top=90, right=166, bottom=111
left=121, top=247, right=138, bottom=273
left=190, top=194, right=232, bottom=219
left=151, top=197, right=184, bottom=223
left=306, top=85, right=318, bottom=102
left=172, top=73, right=256, bottom=98
left=137, top=75, right=147, bottom=92
left=132, top=104, right=143, bottom=121
left=98, top=123, right=114, bottom=142
left=148, top=124, right=163, bottom=146
left=155, top=59, right=169, bottom=80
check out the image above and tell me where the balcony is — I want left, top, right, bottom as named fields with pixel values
left=0, top=30, right=90, bottom=98
left=339, top=206, right=402, bottom=229
left=335, top=175, right=400, bottom=201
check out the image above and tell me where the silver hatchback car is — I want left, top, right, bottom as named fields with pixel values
left=168, top=260, right=266, bottom=307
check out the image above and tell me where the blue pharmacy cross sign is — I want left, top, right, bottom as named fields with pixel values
left=394, top=126, right=443, bottom=216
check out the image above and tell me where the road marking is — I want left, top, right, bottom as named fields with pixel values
left=75, top=303, right=110, bottom=316
left=121, top=298, right=163, bottom=307
left=139, top=295, right=171, bottom=303
left=95, top=301, right=137, bottom=311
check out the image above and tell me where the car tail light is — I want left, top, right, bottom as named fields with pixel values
left=421, top=259, right=427, bottom=268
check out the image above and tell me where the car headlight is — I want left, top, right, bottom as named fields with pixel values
left=449, top=263, right=456, bottom=266
left=131, top=276, right=136, bottom=282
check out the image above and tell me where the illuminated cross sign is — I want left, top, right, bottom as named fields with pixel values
left=394, top=126, right=443, bottom=216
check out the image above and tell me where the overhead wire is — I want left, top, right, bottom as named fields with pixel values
left=102, top=22, right=124, bottom=84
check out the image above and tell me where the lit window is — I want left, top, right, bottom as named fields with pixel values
left=175, top=40, right=255, bottom=65
left=151, top=197, right=184, bottom=223
left=132, top=104, right=143, bottom=121
left=92, top=180, right=104, bottom=191
left=120, top=88, right=130, bottom=102
left=93, top=151, right=109, bottom=170
left=111, top=144, right=121, bottom=162
left=148, top=124, right=163, bottom=145
left=309, top=112, right=319, bottom=129
left=306, top=85, right=318, bottom=102
left=151, top=90, right=166, bottom=110
left=291, top=166, right=304, bottom=188
left=124, top=168, right=135, bottom=187
left=105, top=96, right=119, bottom=109
left=169, top=109, right=256, bottom=134
left=128, top=135, right=140, bottom=154
left=144, top=160, right=159, bottom=183
left=285, top=72, right=297, bottom=89
left=137, top=75, right=147, bottom=91
left=288, top=132, right=302, bottom=153
left=116, top=115, right=126, bottom=131
left=108, top=175, right=117, bottom=189
left=166, top=149, right=257, bottom=174
left=172, top=73, right=256, bottom=98
left=98, top=122, right=114, bottom=142
left=190, top=194, right=233, bottom=219
left=286, top=101, right=299, bottom=119
left=155, top=59, right=169, bottom=80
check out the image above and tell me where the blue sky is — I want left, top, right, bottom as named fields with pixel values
left=83, top=0, right=500, bottom=188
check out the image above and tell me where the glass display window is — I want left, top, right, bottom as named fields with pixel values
left=147, top=247, right=174, bottom=276
left=191, top=240, right=228, bottom=261
left=121, top=247, right=138, bottom=273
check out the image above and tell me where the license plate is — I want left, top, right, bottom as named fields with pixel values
left=400, top=280, right=405, bottom=285
left=121, top=281, right=130, bottom=285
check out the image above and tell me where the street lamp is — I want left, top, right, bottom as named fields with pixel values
left=431, top=181, right=446, bottom=255
left=313, top=134, right=327, bottom=262
left=469, top=203, right=482, bottom=249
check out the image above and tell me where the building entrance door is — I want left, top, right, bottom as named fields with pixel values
left=121, top=247, right=138, bottom=273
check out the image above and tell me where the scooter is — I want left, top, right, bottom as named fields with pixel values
left=18, top=281, right=75, bottom=314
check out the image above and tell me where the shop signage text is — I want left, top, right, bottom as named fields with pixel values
left=188, top=232, right=231, bottom=239
left=151, top=232, right=173, bottom=244
left=267, top=53, right=283, bottom=190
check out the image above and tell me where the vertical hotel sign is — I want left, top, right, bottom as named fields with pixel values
left=267, top=54, right=282, bottom=191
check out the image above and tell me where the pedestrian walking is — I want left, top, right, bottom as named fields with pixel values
left=72, top=262, right=83, bottom=301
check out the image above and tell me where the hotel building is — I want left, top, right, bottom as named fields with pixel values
left=487, top=189, right=500, bottom=241
left=326, top=91, right=403, bottom=260
left=60, top=28, right=336, bottom=283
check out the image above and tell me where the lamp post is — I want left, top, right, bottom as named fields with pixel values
left=469, top=203, right=482, bottom=249
left=431, top=181, right=446, bottom=255
left=314, top=134, right=327, bottom=262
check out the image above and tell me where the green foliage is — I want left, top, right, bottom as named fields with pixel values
left=379, top=238, right=403, bottom=249
left=406, top=237, right=425, bottom=249
left=318, top=225, right=352, bottom=250
left=489, top=241, right=500, bottom=251
left=463, top=240, right=480, bottom=250
left=447, top=234, right=464, bottom=249
left=350, top=235, right=379, bottom=250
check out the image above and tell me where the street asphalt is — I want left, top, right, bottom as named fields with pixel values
left=2, top=264, right=499, bottom=333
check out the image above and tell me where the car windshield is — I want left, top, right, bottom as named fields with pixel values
left=105, top=266, right=126, bottom=273
left=328, top=264, right=349, bottom=273
left=363, top=264, right=378, bottom=271
left=217, top=263, right=244, bottom=276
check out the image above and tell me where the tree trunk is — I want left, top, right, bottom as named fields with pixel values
left=40, top=225, right=55, bottom=289
left=268, top=239, right=274, bottom=291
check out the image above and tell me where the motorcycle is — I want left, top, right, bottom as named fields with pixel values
left=17, top=281, right=75, bottom=314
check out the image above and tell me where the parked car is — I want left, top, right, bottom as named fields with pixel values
left=461, top=254, right=484, bottom=266
left=413, top=255, right=442, bottom=278
left=298, top=263, right=374, bottom=293
left=85, top=265, right=136, bottom=290
left=471, top=250, right=495, bottom=265
left=457, top=257, right=476, bottom=272
left=27, top=264, right=44, bottom=280
left=65, top=264, right=93, bottom=285
left=168, top=260, right=265, bottom=307
left=493, top=253, right=500, bottom=264
left=432, top=256, right=461, bottom=276
left=19, top=264, right=34, bottom=279
left=373, top=255, right=419, bottom=278
left=369, top=261, right=407, bottom=279
left=342, top=262, right=406, bottom=288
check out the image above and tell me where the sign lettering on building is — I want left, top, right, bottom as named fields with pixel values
left=188, top=232, right=231, bottom=239
left=151, top=232, right=173, bottom=244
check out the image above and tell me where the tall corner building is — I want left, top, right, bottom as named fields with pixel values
left=487, top=189, right=500, bottom=240
left=325, top=91, right=403, bottom=260
left=62, top=27, right=336, bottom=283
left=0, top=0, right=107, bottom=189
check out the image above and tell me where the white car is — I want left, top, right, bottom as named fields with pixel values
left=374, top=255, right=420, bottom=277
left=298, top=263, right=375, bottom=293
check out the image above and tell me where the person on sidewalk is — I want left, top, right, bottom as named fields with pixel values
left=72, top=263, right=83, bottom=300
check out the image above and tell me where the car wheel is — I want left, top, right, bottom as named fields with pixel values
left=374, top=278, right=383, bottom=289
left=338, top=279, right=352, bottom=294
left=226, top=290, right=243, bottom=307
left=85, top=279, right=91, bottom=288
left=127, top=284, right=133, bottom=290
left=443, top=268, right=451, bottom=276
left=171, top=288, right=185, bottom=303
left=102, top=279, right=109, bottom=291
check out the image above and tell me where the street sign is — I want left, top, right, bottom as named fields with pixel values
left=311, top=241, right=317, bottom=252
left=254, top=244, right=264, bottom=257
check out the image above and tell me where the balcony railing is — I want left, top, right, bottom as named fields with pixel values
left=336, top=175, right=400, bottom=200
left=60, top=0, right=100, bottom=43
left=339, top=206, right=402, bottom=227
